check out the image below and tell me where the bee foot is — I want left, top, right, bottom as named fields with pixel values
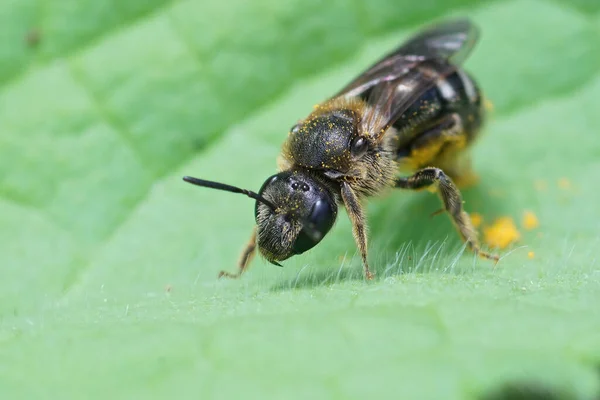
left=478, top=250, right=500, bottom=265
left=218, top=270, right=240, bottom=279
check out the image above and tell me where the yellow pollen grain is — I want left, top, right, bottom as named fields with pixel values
left=488, top=188, right=505, bottom=198
left=522, top=211, right=539, bottom=230
left=483, top=217, right=521, bottom=249
left=470, top=212, right=483, bottom=228
left=558, top=177, right=571, bottom=190
left=527, top=251, right=535, bottom=259
left=534, top=180, right=547, bottom=191
left=484, top=98, right=494, bottom=111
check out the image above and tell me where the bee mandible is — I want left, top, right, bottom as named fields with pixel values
left=184, top=18, right=498, bottom=280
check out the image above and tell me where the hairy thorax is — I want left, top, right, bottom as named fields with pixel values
left=278, top=98, right=399, bottom=200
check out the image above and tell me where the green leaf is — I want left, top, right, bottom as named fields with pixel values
left=1, top=0, right=600, bottom=398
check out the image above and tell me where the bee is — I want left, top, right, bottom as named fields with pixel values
left=183, top=18, right=498, bottom=280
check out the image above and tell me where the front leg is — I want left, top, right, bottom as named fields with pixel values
left=218, top=227, right=257, bottom=278
left=395, top=167, right=498, bottom=262
left=340, top=182, right=374, bottom=280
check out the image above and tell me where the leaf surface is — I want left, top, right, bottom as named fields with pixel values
left=1, top=0, right=600, bottom=398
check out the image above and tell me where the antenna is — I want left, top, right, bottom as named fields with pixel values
left=183, top=176, right=277, bottom=211
left=183, top=175, right=322, bottom=242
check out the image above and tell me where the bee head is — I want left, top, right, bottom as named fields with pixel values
left=182, top=171, right=337, bottom=267
left=255, top=171, right=337, bottom=264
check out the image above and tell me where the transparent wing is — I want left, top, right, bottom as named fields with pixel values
left=360, top=62, right=458, bottom=140
left=333, top=18, right=478, bottom=100
left=397, top=18, right=478, bottom=66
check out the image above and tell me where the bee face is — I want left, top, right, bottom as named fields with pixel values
left=254, top=171, right=338, bottom=264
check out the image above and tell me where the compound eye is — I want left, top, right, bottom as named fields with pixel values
left=292, top=199, right=336, bottom=255
left=350, top=136, right=368, bottom=157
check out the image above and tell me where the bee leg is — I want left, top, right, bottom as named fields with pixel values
left=218, top=227, right=257, bottom=278
left=395, top=168, right=498, bottom=262
left=340, top=182, right=374, bottom=280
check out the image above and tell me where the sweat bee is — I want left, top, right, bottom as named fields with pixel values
left=184, top=18, right=498, bottom=280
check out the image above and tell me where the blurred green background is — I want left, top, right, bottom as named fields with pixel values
left=1, top=0, right=600, bottom=398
